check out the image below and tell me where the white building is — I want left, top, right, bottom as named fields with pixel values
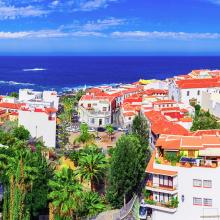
left=201, top=91, right=220, bottom=118
left=18, top=89, right=59, bottom=148
left=18, top=107, right=57, bottom=147
left=146, top=132, right=220, bottom=220
left=78, top=94, right=114, bottom=127
left=168, top=78, right=220, bottom=105
left=19, top=89, right=59, bottom=109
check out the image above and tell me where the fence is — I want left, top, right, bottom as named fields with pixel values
left=112, top=195, right=138, bottom=220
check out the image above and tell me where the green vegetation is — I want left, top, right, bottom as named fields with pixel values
left=191, top=105, right=220, bottom=131
left=77, top=146, right=108, bottom=191
left=9, top=92, right=19, bottom=98
left=164, top=152, right=182, bottom=166
left=74, top=123, right=95, bottom=146
left=165, top=196, right=179, bottom=208
left=107, top=135, right=147, bottom=208
left=0, top=101, right=151, bottom=218
left=105, top=124, right=114, bottom=139
left=0, top=128, right=52, bottom=219
left=107, top=115, right=151, bottom=208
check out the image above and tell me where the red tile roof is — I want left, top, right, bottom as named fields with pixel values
left=0, top=102, right=24, bottom=110
left=153, top=100, right=176, bottom=105
left=176, top=78, right=220, bottom=89
left=144, top=110, right=189, bottom=136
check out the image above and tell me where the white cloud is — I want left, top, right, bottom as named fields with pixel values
left=82, top=17, right=125, bottom=31
left=111, top=31, right=220, bottom=40
left=78, top=0, right=118, bottom=11
left=0, top=29, right=104, bottom=39
left=0, top=5, right=49, bottom=19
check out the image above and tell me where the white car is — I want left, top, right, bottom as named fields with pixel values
left=88, top=128, right=96, bottom=132
left=139, top=200, right=148, bottom=220
left=117, top=127, right=128, bottom=132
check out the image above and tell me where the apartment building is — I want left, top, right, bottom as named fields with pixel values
left=168, top=69, right=220, bottom=106
left=145, top=131, right=220, bottom=220
left=18, top=89, right=59, bottom=148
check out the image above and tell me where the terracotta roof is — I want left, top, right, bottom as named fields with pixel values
left=191, top=129, right=220, bottom=136
left=156, top=133, right=220, bottom=150
left=145, top=89, right=168, bottom=96
left=123, top=112, right=136, bottom=117
left=0, top=102, right=24, bottom=110
left=176, top=78, right=220, bottom=89
left=153, top=100, right=176, bottom=105
left=144, top=110, right=189, bottom=136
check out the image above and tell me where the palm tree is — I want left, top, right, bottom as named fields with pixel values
left=77, top=191, right=105, bottom=218
left=105, top=124, right=114, bottom=141
left=74, top=123, right=95, bottom=146
left=48, top=167, right=82, bottom=219
left=77, top=146, right=107, bottom=191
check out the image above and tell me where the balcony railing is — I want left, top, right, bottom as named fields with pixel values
left=146, top=180, right=178, bottom=194
left=79, top=106, right=111, bottom=117
left=145, top=199, right=177, bottom=213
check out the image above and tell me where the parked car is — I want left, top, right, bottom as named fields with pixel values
left=139, top=200, right=148, bottom=220
left=88, top=127, right=96, bottom=132
left=117, top=127, right=128, bottom=132
left=97, top=127, right=106, bottom=132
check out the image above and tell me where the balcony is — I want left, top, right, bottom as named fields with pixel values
left=79, top=106, right=111, bottom=117
left=145, top=199, right=177, bottom=213
left=146, top=180, right=178, bottom=194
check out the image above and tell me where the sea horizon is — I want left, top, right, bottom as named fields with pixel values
left=0, top=56, right=220, bottom=95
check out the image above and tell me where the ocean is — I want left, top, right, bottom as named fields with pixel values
left=0, top=56, right=220, bottom=94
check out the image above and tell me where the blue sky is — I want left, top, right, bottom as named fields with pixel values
left=1, top=0, right=220, bottom=55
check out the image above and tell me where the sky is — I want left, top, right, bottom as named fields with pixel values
left=1, top=0, right=220, bottom=55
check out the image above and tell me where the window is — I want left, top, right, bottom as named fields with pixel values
left=187, top=91, right=190, bottom=96
left=103, top=107, right=107, bottom=111
left=203, top=198, right=212, bottom=206
left=88, top=103, right=91, bottom=108
left=193, top=179, right=202, bottom=187
left=193, top=197, right=202, bottom=206
left=197, top=90, right=200, bottom=95
left=203, top=180, right=212, bottom=188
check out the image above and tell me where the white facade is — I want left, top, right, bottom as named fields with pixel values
left=168, top=80, right=219, bottom=105
left=148, top=163, right=220, bottom=220
left=78, top=98, right=112, bottom=127
left=19, top=89, right=59, bottom=109
left=201, top=91, right=220, bottom=118
left=18, top=109, right=56, bottom=148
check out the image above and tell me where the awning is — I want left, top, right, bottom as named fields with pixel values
left=199, top=148, right=220, bottom=157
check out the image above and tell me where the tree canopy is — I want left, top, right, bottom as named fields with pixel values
left=191, top=105, right=220, bottom=131
left=107, top=135, right=144, bottom=208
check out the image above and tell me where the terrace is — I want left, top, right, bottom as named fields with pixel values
left=155, top=152, right=220, bottom=168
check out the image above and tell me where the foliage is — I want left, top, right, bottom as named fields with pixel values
left=145, top=199, right=157, bottom=205
left=191, top=106, right=220, bottom=131
left=107, top=135, right=144, bottom=208
left=76, top=191, right=105, bottom=218
left=166, top=196, right=179, bottom=208
left=75, top=89, right=85, bottom=102
left=164, top=152, right=182, bottom=165
left=57, top=124, right=70, bottom=148
left=77, top=146, right=108, bottom=191
left=48, top=167, right=82, bottom=219
left=105, top=124, right=114, bottom=137
left=12, top=125, right=30, bottom=141
left=194, top=104, right=201, bottom=117
left=10, top=92, right=19, bottom=98
left=131, top=114, right=151, bottom=163
left=144, top=189, right=151, bottom=199
left=74, top=123, right=95, bottom=146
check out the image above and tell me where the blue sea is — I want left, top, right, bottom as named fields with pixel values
left=0, top=56, right=220, bottom=94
